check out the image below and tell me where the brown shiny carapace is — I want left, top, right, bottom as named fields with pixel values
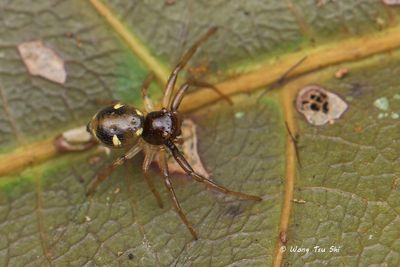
left=86, top=28, right=262, bottom=240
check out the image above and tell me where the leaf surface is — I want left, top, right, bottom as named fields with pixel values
left=0, top=1, right=400, bottom=266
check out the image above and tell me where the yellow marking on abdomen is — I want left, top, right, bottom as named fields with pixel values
left=113, top=103, right=124, bottom=109
left=112, top=135, right=122, bottom=146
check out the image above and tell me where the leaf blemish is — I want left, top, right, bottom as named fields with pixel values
left=225, top=204, right=245, bottom=217
left=296, top=85, right=348, bottom=126
left=18, top=40, right=67, bottom=84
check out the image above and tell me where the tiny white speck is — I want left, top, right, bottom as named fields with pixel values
left=391, top=112, right=399, bottom=119
left=85, top=216, right=91, bottom=222
left=235, top=111, right=245, bottom=119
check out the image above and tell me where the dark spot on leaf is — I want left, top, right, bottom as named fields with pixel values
left=349, top=83, right=363, bottom=97
left=226, top=204, right=244, bottom=217
left=310, top=103, right=319, bottom=111
left=128, top=253, right=134, bottom=260
left=322, top=102, right=329, bottom=113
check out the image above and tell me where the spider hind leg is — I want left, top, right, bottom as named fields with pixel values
left=158, top=150, right=198, bottom=240
left=86, top=144, right=142, bottom=196
left=142, top=147, right=164, bottom=208
left=166, top=140, right=262, bottom=201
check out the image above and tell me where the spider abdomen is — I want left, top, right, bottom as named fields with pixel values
left=87, top=104, right=145, bottom=148
left=142, top=109, right=181, bottom=145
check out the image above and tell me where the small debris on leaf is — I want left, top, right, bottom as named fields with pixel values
left=128, top=253, right=134, bottom=260
left=54, top=126, right=95, bottom=152
left=335, top=68, right=348, bottom=79
left=391, top=112, right=399, bottom=119
left=392, top=177, right=399, bottom=190
left=234, top=111, right=245, bottom=119
left=354, top=126, right=363, bottom=133
left=114, top=187, right=120, bottom=194
left=18, top=40, right=67, bottom=84
left=296, top=85, right=348, bottom=126
left=65, top=32, right=82, bottom=48
left=292, top=198, right=306, bottom=204
left=166, top=119, right=210, bottom=178
left=375, top=17, right=386, bottom=28
left=373, top=97, right=390, bottom=111
left=382, top=0, right=400, bottom=5
left=280, top=231, right=287, bottom=244
left=85, top=216, right=91, bottom=222
left=373, top=96, right=400, bottom=119
left=117, top=251, right=123, bottom=257
left=378, top=112, right=389, bottom=119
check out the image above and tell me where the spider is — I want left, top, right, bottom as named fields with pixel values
left=86, top=28, right=262, bottom=240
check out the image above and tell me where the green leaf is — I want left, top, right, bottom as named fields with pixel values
left=285, top=56, right=400, bottom=266
left=1, top=0, right=400, bottom=266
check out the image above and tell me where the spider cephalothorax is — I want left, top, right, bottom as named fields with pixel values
left=86, top=28, right=261, bottom=240
left=142, top=109, right=182, bottom=145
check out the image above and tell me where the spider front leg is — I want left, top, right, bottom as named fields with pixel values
left=165, top=140, right=262, bottom=201
left=142, top=147, right=164, bottom=208
left=170, top=80, right=232, bottom=112
left=86, top=144, right=142, bottom=196
left=158, top=150, right=198, bottom=240
left=162, top=27, right=218, bottom=108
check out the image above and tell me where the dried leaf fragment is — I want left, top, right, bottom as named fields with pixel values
left=335, top=68, right=348, bottom=79
left=54, top=126, right=95, bottom=152
left=382, top=0, right=400, bottom=5
left=167, top=119, right=210, bottom=178
left=18, top=40, right=67, bottom=84
left=296, top=85, right=348, bottom=126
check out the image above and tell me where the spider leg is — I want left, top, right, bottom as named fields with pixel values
left=165, top=140, right=262, bottom=201
left=86, top=144, right=142, bottom=196
left=170, top=80, right=232, bottom=112
left=158, top=150, right=198, bottom=240
left=142, top=147, right=164, bottom=208
left=173, top=137, right=185, bottom=145
left=141, top=73, right=155, bottom=113
left=162, top=27, right=218, bottom=108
